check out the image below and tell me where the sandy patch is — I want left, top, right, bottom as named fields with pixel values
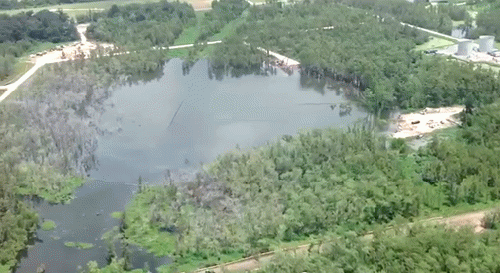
left=29, top=23, right=114, bottom=64
left=436, top=211, right=486, bottom=233
left=186, top=0, right=213, bottom=10
left=392, top=106, right=464, bottom=139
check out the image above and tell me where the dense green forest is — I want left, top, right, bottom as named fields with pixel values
left=197, top=0, right=249, bottom=41
left=0, top=10, right=78, bottom=43
left=0, top=9, right=78, bottom=81
left=338, top=0, right=470, bottom=34
left=212, top=3, right=500, bottom=115
left=0, top=0, right=105, bottom=10
left=475, top=1, right=500, bottom=40
left=258, top=222, right=500, bottom=272
left=85, top=1, right=196, bottom=49
left=0, top=121, right=39, bottom=271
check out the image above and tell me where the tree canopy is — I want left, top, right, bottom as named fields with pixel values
left=211, top=2, right=500, bottom=114
left=0, top=9, right=78, bottom=80
left=474, top=2, right=500, bottom=40
left=0, top=0, right=106, bottom=10
left=0, top=10, right=78, bottom=43
left=86, top=1, right=196, bottom=49
left=258, top=224, right=500, bottom=273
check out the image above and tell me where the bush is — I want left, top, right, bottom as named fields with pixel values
left=482, top=207, right=500, bottom=229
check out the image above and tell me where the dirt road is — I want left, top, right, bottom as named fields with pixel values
left=262, top=48, right=300, bottom=66
left=191, top=209, right=490, bottom=273
left=436, top=210, right=487, bottom=233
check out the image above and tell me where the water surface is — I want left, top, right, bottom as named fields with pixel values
left=16, top=59, right=367, bottom=272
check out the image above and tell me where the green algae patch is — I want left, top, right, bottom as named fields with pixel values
left=41, top=220, right=56, bottom=231
left=64, top=241, right=76, bottom=248
left=16, top=162, right=85, bottom=204
left=124, top=186, right=176, bottom=256
left=110, top=211, right=123, bottom=219
left=64, top=241, right=94, bottom=249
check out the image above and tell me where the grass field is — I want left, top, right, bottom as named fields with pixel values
left=169, top=8, right=247, bottom=59
left=210, top=11, right=247, bottom=41
left=26, top=41, right=71, bottom=55
left=452, top=20, right=465, bottom=27
left=0, top=0, right=157, bottom=17
left=173, top=11, right=207, bottom=45
left=415, top=36, right=455, bottom=51
left=0, top=0, right=212, bottom=18
left=0, top=59, right=34, bottom=86
left=167, top=48, right=190, bottom=58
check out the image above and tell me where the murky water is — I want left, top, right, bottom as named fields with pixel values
left=15, top=59, right=367, bottom=272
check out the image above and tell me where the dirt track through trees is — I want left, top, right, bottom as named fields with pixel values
left=191, top=209, right=490, bottom=273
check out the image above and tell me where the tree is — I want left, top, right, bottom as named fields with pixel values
left=107, top=4, right=120, bottom=18
left=137, top=176, right=143, bottom=193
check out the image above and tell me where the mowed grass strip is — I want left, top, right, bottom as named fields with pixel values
left=210, top=11, right=247, bottom=41
left=167, top=48, right=190, bottom=58
left=415, top=37, right=455, bottom=51
left=173, top=11, right=207, bottom=45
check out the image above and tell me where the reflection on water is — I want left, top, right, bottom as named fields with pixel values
left=16, top=59, right=367, bottom=272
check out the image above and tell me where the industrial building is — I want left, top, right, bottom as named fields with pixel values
left=456, top=39, right=472, bottom=56
left=478, top=36, right=495, bottom=53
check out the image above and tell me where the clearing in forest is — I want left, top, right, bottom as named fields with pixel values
left=392, top=106, right=464, bottom=139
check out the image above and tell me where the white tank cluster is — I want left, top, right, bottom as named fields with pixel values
left=478, top=35, right=495, bottom=53
left=456, top=39, right=472, bottom=56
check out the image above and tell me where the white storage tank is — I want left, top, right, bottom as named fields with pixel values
left=456, top=39, right=472, bottom=56
left=479, top=35, right=495, bottom=53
